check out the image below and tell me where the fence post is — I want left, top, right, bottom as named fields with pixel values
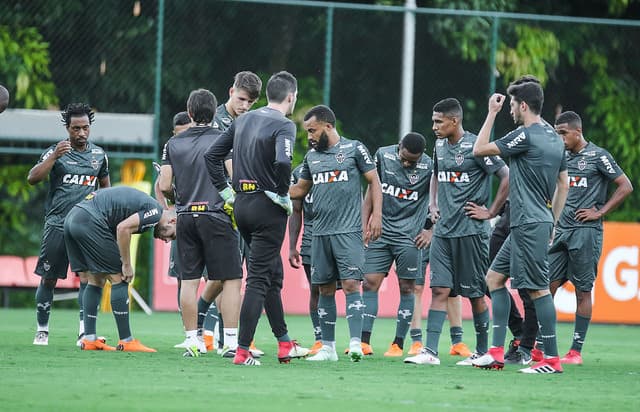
left=323, top=5, right=334, bottom=106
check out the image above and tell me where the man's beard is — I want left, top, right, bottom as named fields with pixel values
left=315, top=131, right=330, bottom=151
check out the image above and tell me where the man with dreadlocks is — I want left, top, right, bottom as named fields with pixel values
left=28, top=103, right=111, bottom=347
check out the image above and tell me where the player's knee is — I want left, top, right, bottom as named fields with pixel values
left=41, top=278, right=57, bottom=289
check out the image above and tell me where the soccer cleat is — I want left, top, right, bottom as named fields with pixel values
left=80, top=338, right=116, bottom=351
left=309, top=340, right=323, bottom=355
left=343, top=342, right=374, bottom=356
left=560, top=349, right=583, bottom=365
left=183, top=345, right=200, bottom=358
left=519, top=357, right=563, bottom=374
left=408, top=341, right=423, bottom=355
left=504, top=338, right=520, bottom=361
left=449, top=342, right=472, bottom=357
left=531, top=348, right=544, bottom=362
left=203, top=334, right=214, bottom=352
left=278, top=340, right=310, bottom=363
left=306, top=346, right=339, bottom=362
left=383, top=343, right=404, bottom=357
left=472, top=347, right=504, bottom=370
left=33, top=331, right=49, bottom=346
left=233, top=348, right=261, bottom=366
left=504, top=349, right=532, bottom=365
left=76, top=333, right=85, bottom=347
left=404, top=348, right=440, bottom=365
left=249, top=341, right=264, bottom=358
left=348, top=341, right=364, bottom=362
left=456, top=352, right=483, bottom=366
left=221, top=346, right=236, bottom=358
left=174, top=338, right=190, bottom=349
left=116, top=339, right=157, bottom=353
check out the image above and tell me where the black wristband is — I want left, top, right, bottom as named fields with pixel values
left=423, top=219, right=434, bottom=230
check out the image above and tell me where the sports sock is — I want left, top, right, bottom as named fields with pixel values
left=35, top=280, right=54, bottom=330
left=78, top=281, right=87, bottom=324
left=570, top=314, right=591, bottom=352
left=361, top=331, right=372, bottom=344
left=197, top=297, right=212, bottom=331
left=410, top=328, right=422, bottom=343
left=425, top=309, right=446, bottom=356
left=473, top=309, right=490, bottom=354
left=395, top=292, right=414, bottom=343
left=489, top=287, right=510, bottom=348
left=345, top=292, right=364, bottom=340
left=218, top=314, right=225, bottom=347
left=110, top=282, right=132, bottom=340
left=224, top=328, right=239, bottom=349
left=392, top=336, right=405, bottom=349
left=449, top=326, right=463, bottom=345
left=203, top=300, right=219, bottom=333
left=83, top=284, right=102, bottom=337
left=318, top=294, right=337, bottom=342
left=361, top=290, right=378, bottom=334
left=533, top=294, right=558, bottom=357
left=311, top=307, right=321, bottom=341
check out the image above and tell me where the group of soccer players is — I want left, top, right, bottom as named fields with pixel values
left=26, top=72, right=632, bottom=372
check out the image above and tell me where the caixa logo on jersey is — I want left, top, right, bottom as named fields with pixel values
left=381, top=183, right=418, bottom=201
left=312, top=170, right=348, bottom=184
left=569, top=176, right=588, bottom=187
left=437, top=171, right=470, bottom=183
left=62, top=174, right=98, bottom=186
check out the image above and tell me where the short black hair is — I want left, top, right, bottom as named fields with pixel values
left=303, top=105, right=336, bottom=126
left=432, top=98, right=463, bottom=121
left=61, top=103, right=94, bottom=126
left=173, top=111, right=190, bottom=127
left=507, top=75, right=544, bottom=114
left=187, top=88, right=216, bottom=124
left=555, top=111, right=582, bottom=129
left=400, top=132, right=426, bottom=154
left=266, top=71, right=297, bottom=103
left=233, top=71, right=262, bottom=100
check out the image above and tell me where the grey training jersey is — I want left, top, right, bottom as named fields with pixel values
left=38, top=141, right=109, bottom=227
left=558, top=142, right=623, bottom=230
left=300, top=137, right=375, bottom=236
left=213, top=104, right=234, bottom=132
left=376, top=144, right=433, bottom=245
left=495, top=123, right=567, bottom=227
left=434, top=132, right=505, bottom=237
left=291, top=164, right=314, bottom=251
left=76, top=187, right=163, bottom=235
left=162, top=126, right=229, bottom=220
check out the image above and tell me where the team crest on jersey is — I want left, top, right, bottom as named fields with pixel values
left=91, top=157, right=100, bottom=170
left=408, top=173, right=419, bottom=184
left=335, top=151, right=345, bottom=164
left=577, top=158, right=587, bottom=171
left=43, top=261, right=51, bottom=272
left=455, top=152, right=465, bottom=166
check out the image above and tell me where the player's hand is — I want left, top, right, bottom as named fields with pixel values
left=54, top=140, right=72, bottom=158
left=575, top=206, right=602, bottom=222
left=264, top=191, right=293, bottom=216
left=364, top=213, right=382, bottom=247
left=289, top=248, right=301, bottom=269
left=464, top=201, right=492, bottom=220
left=489, top=93, right=506, bottom=113
left=429, top=205, right=440, bottom=224
left=223, top=203, right=237, bottom=230
left=414, top=229, right=433, bottom=249
left=121, top=263, right=134, bottom=283
left=220, top=186, right=236, bottom=206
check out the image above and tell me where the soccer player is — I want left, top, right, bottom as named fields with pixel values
left=549, top=111, right=633, bottom=365
left=205, top=71, right=309, bottom=366
left=405, top=98, right=508, bottom=366
left=472, top=76, right=569, bottom=374
left=290, top=104, right=383, bottom=362
left=289, top=160, right=322, bottom=354
left=159, top=89, right=243, bottom=357
left=66, top=187, right=175, bottom=352
left=359, top=132, right=433, bottom=357
left=208, top=71, right=262, bottom=355
left=28, top=103, right=110, bottom=346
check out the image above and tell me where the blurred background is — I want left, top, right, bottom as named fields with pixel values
left=1, top=0, right=638, bottom=306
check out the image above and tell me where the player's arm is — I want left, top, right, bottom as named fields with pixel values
left=363, top=169, right=382, bottom=245
left=552, top=170, right=569, bottom=225
left=288, top=199, right=303, bottom=268
left=428, top=172, right=440, bottom=223
left=154, top=176, right=171, bottom=209
left=115, top=213, right=141, bottom=282
left=99, top=175, right=111, bottom=188
left=158, top=165, right=175, bottom=203
left=465, top=165, right=509, bottom=220
left=361, top=185, right=373, bottom=235
left=205, top=124, right=235, bottom=192
left=27, top=140, right=71, bottom=185
left=473, top=93, right=505, bottom=156
left=289, top=178, right=312, bottom=199
left=575, top=173, right=633, bottom=222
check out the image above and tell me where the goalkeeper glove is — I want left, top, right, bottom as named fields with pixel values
left=219, top=186, right=235, bottom=206
left=223, top=203, right=237, bottom=230
left=264, top=190, right=293, bottom=216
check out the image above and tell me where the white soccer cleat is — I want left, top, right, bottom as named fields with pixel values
left=306, top=346, right=339, bottom=362
left=404, top=348, right=440, bottom=365
left=33, top=331, right=49, bottom=346
left=174, top=338, right=190, bottom=349
left=456, top=352, right=482, bottom=366
left=348, top=341, right=364, bottom=362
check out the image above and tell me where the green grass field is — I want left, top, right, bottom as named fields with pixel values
left=0, top=308, right=638, bottom=411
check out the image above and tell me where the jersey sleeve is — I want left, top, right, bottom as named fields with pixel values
left=274, top=121, right=295, bottom=195
left=374, top=149, right=383, bottom=176
left=432, top=147, right=439, bottom=173
left=161, top=141, right=171, bottom=166
left=494, top=128, right=530, bottom=158
left=98, top=152, right=110, bottom=179
left=38, top=144, right=57, bottom=164
left=596, top=149, right=624, bottom=180
left=355, top=141, right=376, bottom=173
left=136, top=205, right=162, bottom=233
left=204, top=122, right=235, bottom=191
left=300, top=154, right=312, bottom=181
left=475, top=154, right=506, bottom=175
